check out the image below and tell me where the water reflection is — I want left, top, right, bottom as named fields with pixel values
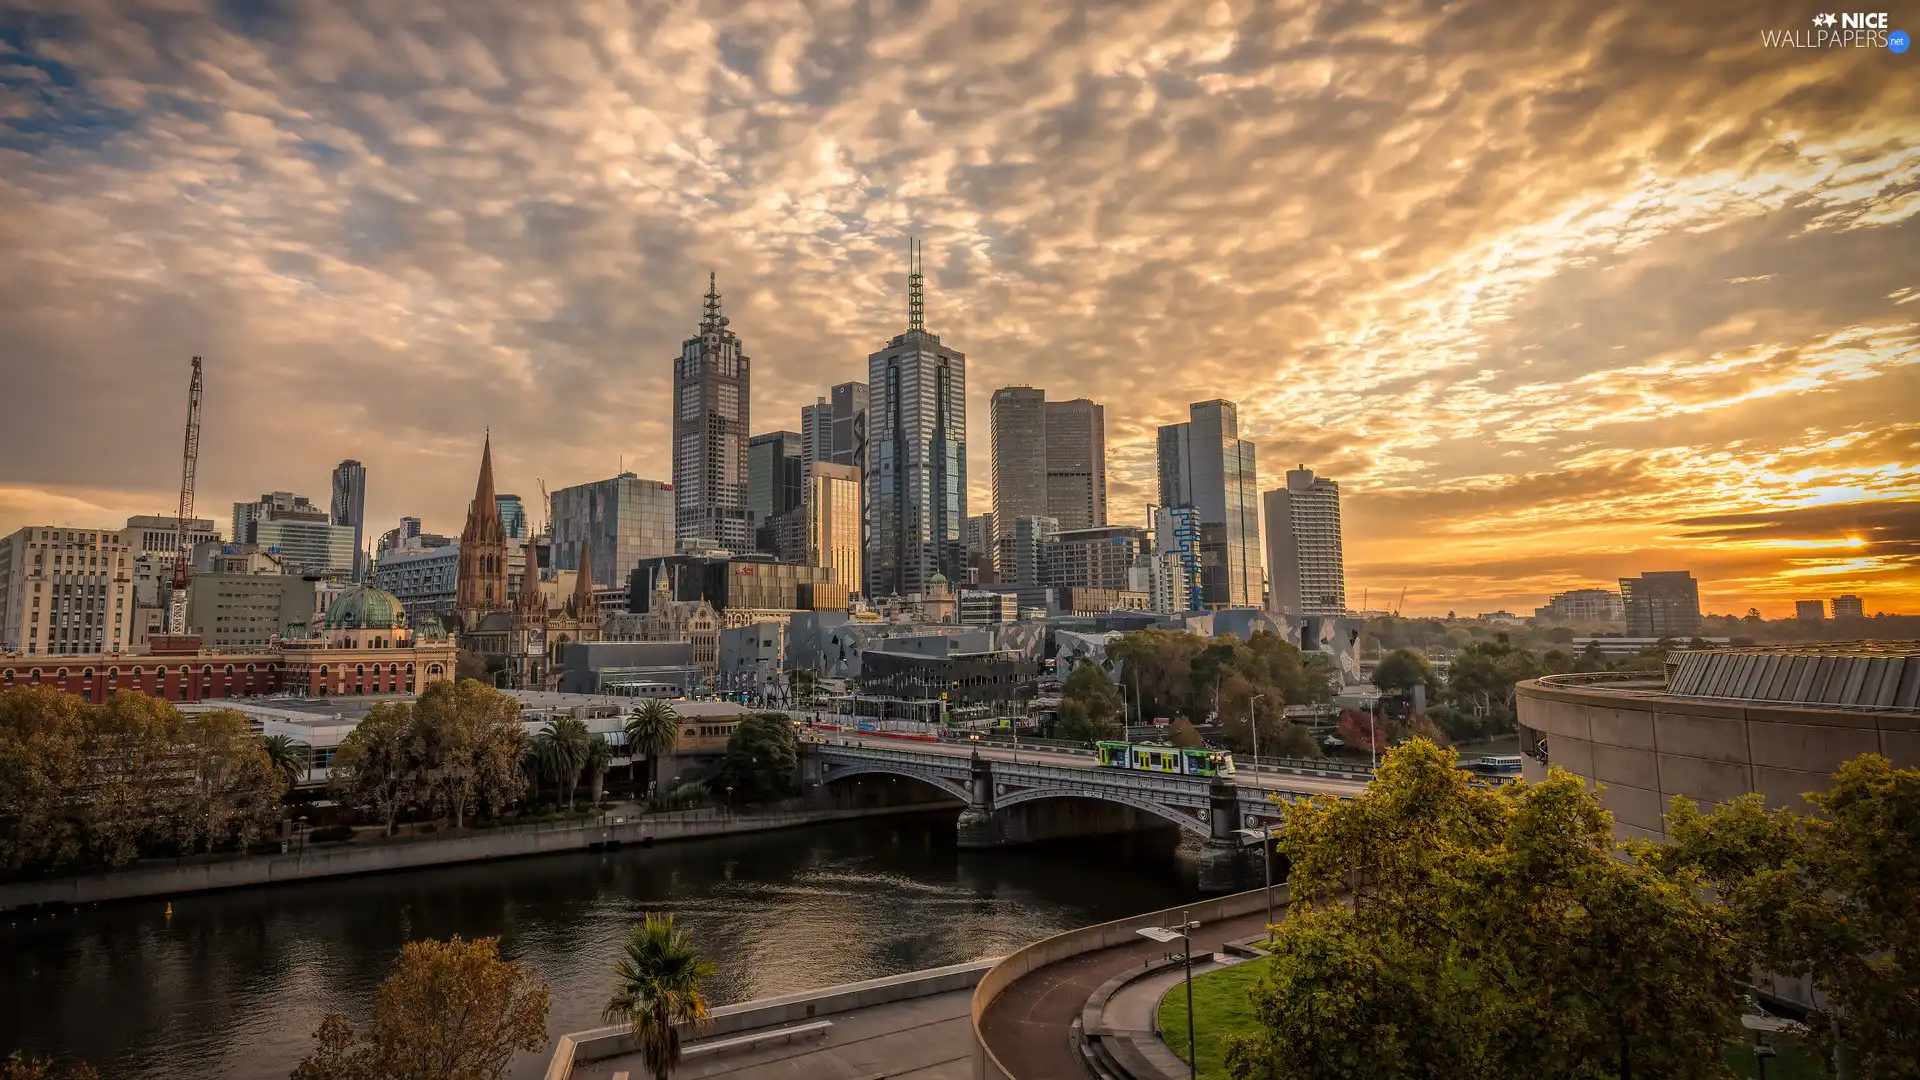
left=2, top=813, right=1200, bottom=1080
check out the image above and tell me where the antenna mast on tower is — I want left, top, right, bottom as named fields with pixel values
left=907, top=236, right=925, bottom=332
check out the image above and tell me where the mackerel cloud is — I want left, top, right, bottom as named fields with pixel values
left=0, top=0, right=1915, bottom=613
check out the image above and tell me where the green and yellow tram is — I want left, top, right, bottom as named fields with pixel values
left=1095, top=741, right=1237, bottom=777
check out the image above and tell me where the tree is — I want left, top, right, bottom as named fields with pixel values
left=1335, top=709, right=1385, bottom=756
left=533, top=718, right=593, bottom=810
left=1168, top=717, right=1203, bottom=748
left=0, top=688, right=90, bottom=870
left=1107, top=628, right=1207, bottom=719
left=625, top=700, right=680, bottom=800
left=714, top=714, right=797, bottom=803
left=2, top=1053, right=99, bottom=1080
left=1267, top=721, right=1321, bottom=760
left=330, top=701, right=420, bottom=836
left=83, top=692, right=183, bottom=866
left=1371, top=649, right=1440, bottom=701
left=602, top=914, right=716, bottom=1080
left=1056, top=698, right=1118, bottom=743
left=1444, top=634, right=1545, bottom=728
left=454, top=648, right=489, bottom=684
left=413, top=680, right=527, bottom=828
left=262, top=733, right=309, bottom=795
left=1061, top=660, right=1123, bottom=726
left=583, top=734, right=613, bottom=808
left=293, top=936, right=550, bottom=1080
left=173, top=708, right=281, bottom=855
left=1647, top=755, right=1920, bottom=1076
left=1227, top=740, right=1751, bottom=1080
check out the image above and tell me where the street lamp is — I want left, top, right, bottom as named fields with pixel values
left=1753, top=1037, right=1776, bottom=1080
left=725, top=784, right=734, bottom=816
left=1248, top=693, right=1265, bottom=770
left=1138, top=912, right=1202, bottom=1080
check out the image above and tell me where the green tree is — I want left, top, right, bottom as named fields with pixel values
left=1056, top=698, right=1119, bottom=743
left=173, top=708, right=281, bottom=855
left=1646, top=755, right=1920, bottom=1077
left=1061, top=660, right=1123, bottom=723
left=261, top=733, right=309, bottom=795
left=1227, top=740, right=1750, bottom=1080
left=1107, top=628, right=1207, bottom=719
left=602, top=914, right=716, bottom=1080
left=625, top=700, right=681, bottom=800
left=413, top=680, right=527, bottom=828
left=1267, top=721, right=1321, bottom=760
left=533, top=717, right=593, bottom=810
left=714, top=714, right=798, bottom=802
left=0, top=687, right=90, bottom=870
left=329, top=701, right=421, bottom=836
left=83, top=692, right=183, bottom=866
left=582, top=734, right=613, bottom=808
left=1371, top=649, right=1440, bottom=701
left=292, top=936, right=550, bottom=1080
left=1444, top=634, right=1545, bottom=728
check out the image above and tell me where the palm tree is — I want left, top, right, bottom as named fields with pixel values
left=583, top=734, right=613, bottom=808
left=602, top=914, right=715, bottom=1080
left=533, top=718, right=593, bottom=810
left=624, top=700, right=680, bottom=804
left=261, top=734, right=309, bottom=795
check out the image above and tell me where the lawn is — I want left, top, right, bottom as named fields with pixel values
left=1156, top=956, right=1270, bottom=1080
left=1721, top=1034, right=1829, bottom=1080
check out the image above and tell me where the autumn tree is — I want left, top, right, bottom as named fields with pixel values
left=173, top=708, right=281, bottom=855
left=412, top=680, right=527, bottom=828
left=292, top=936, right=550, bottom=1080
left=330, top=701, right=420, bottom=836
left=1168, top=717, right=1203, bottom=748
left=1227, top=740, right=1750, bottom=1080
left=84, top=692, right=184, bottom=866
left=0, top=688, right=90, bottom=869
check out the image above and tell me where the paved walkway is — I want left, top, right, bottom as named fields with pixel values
left=978, top=909, right=1276, bottom=1080
left=575, top=989, right=975, bottom=1080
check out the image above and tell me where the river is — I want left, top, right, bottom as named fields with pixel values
left=2, top=811, right=1207, bottom=1080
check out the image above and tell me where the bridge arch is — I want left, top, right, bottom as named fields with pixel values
left=819, top=762, right=971, bottom=804
left=990, top=786, right=1210, bottom=839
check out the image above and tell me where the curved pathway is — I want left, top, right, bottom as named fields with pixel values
left=978, top=909, right=1274, bottom=1079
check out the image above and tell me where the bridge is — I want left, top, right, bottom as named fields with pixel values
left=802, top=737, right=1367, bottom=879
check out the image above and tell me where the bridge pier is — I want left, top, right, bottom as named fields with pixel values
left=956, top=752, right=1002, bottom=849
left=1198, top=780, right=1244, bottom=892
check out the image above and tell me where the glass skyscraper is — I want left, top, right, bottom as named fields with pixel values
left=550, top=474, right=677, bottom=588
left=1156, top=399, right=1262, bottom=609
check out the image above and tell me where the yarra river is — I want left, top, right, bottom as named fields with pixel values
left=2, top=812, right=1208, bottom=1080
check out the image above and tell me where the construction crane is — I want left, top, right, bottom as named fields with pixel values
left=1396, top=586, right=1407, bottom=617
left=167, top=356, right=204, bottom=636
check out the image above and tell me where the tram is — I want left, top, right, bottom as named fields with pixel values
left=1094, top=741, right=1237, bottom=778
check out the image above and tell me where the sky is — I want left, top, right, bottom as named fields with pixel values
left=0, top=0, right=1915, bottom=618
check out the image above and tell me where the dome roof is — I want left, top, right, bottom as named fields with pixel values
left=412, top=617, right=450, bottom=642
left=325, top=584, right=408, bottom=630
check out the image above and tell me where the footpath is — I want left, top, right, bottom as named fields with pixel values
left=0, top=800, right=957, bottom=914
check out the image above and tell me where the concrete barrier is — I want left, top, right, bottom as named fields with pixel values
left=969, top=885, right=1287, bottom=1080
left=0, top=802, right=959, bottom=913
left=547, top=957, right=999, bottom=1079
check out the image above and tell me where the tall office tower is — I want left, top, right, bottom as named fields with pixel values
left=1154, top=505, right=1204, bottom=611
left=496, top=494, right=529, bottom=540
left=1156, top=399, right=1262, bottom=609
left=1795, top=600, right=1826, bottom=621
left=747, top=431, right=805, bottom=527
left=807, top=462, right=864, bottom=594
left=801, top=398, right=831, bottom=471
left=1045, top=399, right=1107, bottom=531
left=233, top=490, right=329, bottom=547
left=1830, top=594, right=1865, bottom=619
left=866, top=237, right=968, bottom=598
left=1012, top=515, right=1059, bottom=590
left=232, top=491, right=354, bottom=577
left=1262, top=465, right=1346, bottom=616
left=990, top=386, right=1047, bottom=578
left=330, top=459, right=367, bottom=579
left=1619, top=571, right=1702, bottom=638
left=549, top=473, right=677, bottom=589
left=964, top=513, right=996, bottom=584
left=802, top=382, right=870, bottom=469
left=672, top=273, right=753, bottom=552
left=455, top=433, right=509, bottom=629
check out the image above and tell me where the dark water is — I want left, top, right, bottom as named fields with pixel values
left=1, top=813, right=1203, bottom=1080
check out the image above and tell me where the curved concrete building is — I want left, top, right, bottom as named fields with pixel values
left=1515, top=643, right=1920, bottom=841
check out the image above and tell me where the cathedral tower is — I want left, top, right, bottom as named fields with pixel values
left=456, top=432, right=509, bottom=630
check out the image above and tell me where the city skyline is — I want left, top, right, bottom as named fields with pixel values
left=0, top=0, right=1914, bottom=616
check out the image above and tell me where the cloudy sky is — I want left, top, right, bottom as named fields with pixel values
left=1, top=0, right=1915, bottom=616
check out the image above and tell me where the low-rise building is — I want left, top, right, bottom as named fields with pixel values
left=186, top=572, right=318, bottom=651
left=0, top=524, right=136, bottom=656
left=1830, top=594, right=1865, bottom=619
left=958, top=590, right=1019, bottom=625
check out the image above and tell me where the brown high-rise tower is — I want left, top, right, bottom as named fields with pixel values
left=456, top=432, right=509, bottom=631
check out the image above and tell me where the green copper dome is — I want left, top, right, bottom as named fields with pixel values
left=326, top=584, right=408, bottom=630
left=412, top=617, right=450, bottom=642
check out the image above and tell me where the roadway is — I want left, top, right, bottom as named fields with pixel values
left=808, top=726, right=1371, bottom=800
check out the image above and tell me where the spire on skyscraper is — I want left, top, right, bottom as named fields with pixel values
left=907, top=236, right=925, bottom=333
left=702, top=271, right=726, bottom=331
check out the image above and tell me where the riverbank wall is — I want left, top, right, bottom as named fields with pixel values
left=0, top=800, right=962, bottom=913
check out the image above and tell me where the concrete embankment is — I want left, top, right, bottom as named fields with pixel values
left=0, top=801, right=960, bottom=913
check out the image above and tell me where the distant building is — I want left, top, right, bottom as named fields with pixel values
left=1153, top=505, right=1205, bottom=611
left=1012, top=515, right=1059, bottom=591
left=233, top=492, right=355, bottom=578
left=1157, top=399, right=1261, bottom=609
left=1830, top=594, right=1865, bottom=619
left=628, top=554, right=847, bottom=624
left=186, top=571, right=317, bottom=650
left=964, top=513, right=996, bottom=584
left=747, top=430, right=805, bottom=544
left=1129, top=550, right=1193, bottom=615
left=1537, top=588, right=1625, bottom=623
left=1476, top=611, right=1523, bottom=625
left=1619, top=571, right=1702, bottom=639
left=958, top=589, right=1019, bottom=624
left=496, top=494, right=529, bottom=540
left=801, top=381, right=868, bottom=469
left=807, top=462, right=863, bottom=597
left=454, top=435, right=510, bottom=631
left=866, top=239, right=967, bottom=598
left=1045, top=398, right=1107, bottom=531
left=1795, top=599, right=1826, bottom=621
left=673, top=274, right=754, bottom=552
left=1047, top=525, right=1146, bottom=591
left=0, top=525, right=136, bottom=656
left=374, top=541, right=462, bottom=626
left=122, top=515, right=221, bottom=559
left=1262, top=465, right=1345, bottom=616
left=232, top=491, right=327, bottom=545
left=331, top=460, right=368, bottom=580
left=990, top=387, right=1109, bottom=572
left=549, top=473, right=677, bottom=589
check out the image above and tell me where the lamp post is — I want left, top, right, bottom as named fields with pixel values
left=1754, top=1038, right=1776, bottom=1080
left=725, top=784, right=734, bottom=817
left=1138, top=912, right=1202, bottom=1080
left=1248, top=693, right=1265, bottom=771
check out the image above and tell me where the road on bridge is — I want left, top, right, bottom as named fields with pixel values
left=804, top=725, right=1369, bottom=800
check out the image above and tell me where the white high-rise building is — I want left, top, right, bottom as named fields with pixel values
left=1263, top=465, right=1346, bottom=616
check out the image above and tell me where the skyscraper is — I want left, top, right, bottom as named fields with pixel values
left=1263, top=465, right=1346, bottom=616
left=495, top=494, right=529, bottom=540
left=808, top=461, right=863, bottom=594
left=1830, top=594, right=1865, bottom=619
left=1156, top=399, right=1262, bottom=609
left=867, top=238, right=968, bottom=598
left=747, top=431, right=804, bottom=527
left=330, top=459, right=367, bottom=580
left=456, top=433, right=509, bottom=629
left=672, top=274, right=752, bottom=552
left=802, top=381, right=869, bottom=469
left=990, top=387, right=1047, bottom=578
left=549, top=473, right=677, bottom=589
left=1619, top=571, right=1701, bottom=638
left=1045, top=398, right=1107, bottom=531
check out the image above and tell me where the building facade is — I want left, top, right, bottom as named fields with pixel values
left=1045, top=398, right=1107, bottom=531
left=990, top=387, right=1048, bottom=579
left=0, top=525, right=135, bottom=656
left=866, top=242, right=967, bottom=599
left=1262, top=465, right=1346, bottom=616
left=373, top=542, right=461, bottom=625
left=331, top=459, right=367, bottom=579
left=808, top=462, right=864, bottom=596
left=1156, top=399, right=1261, bottom=609
left=1830, top=594, right=1865, bottom=619
left=1536, top=588, right=1626, bottom=623
left=1010, top=515, right=1059, bottom=591
left=747, top=430, right=804, bottom=542
left=802, top=381, right=869, bottom=470
left=496, top=494, right=529, bottom=540
left=186, top=572, right=318, bottom=650
left=1619, top=571, right=1702, bottom=638
left=1153, top=505, right=1205, bottom=611
left=672, top=274, right=754, bottom=552
left=1047, top=525, right=1146, bottom=590
left=548, top=473, right=676, bottom=589
left=1795, top=600, right=1826, bottom=621
left=122, top=515, right=221, bottom=560
left=455, top=434, right=510, bottom=631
